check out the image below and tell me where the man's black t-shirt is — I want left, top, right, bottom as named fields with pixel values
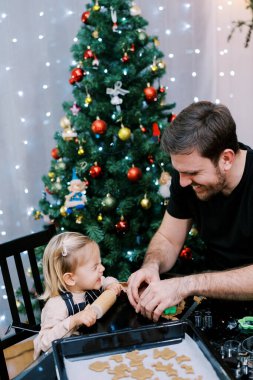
left=167, top=145, right=253, bottom=270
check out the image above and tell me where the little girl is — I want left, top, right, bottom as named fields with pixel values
left=33, top=231, right=121, bottom=359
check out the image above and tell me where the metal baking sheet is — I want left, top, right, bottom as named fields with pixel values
left=53, top=321, right=233, bottom=379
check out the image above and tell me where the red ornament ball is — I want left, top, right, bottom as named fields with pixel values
left=45, top=186, right=53, bottom=195
left=69, top=67, right=84, bottom=85
left=51, top=147, right=60, bottom=160
left=144, top=86, right=157, bottom=102
left=81, top=11, right=90, bottom=23
left=127, top=166, right=142, bottom=182
left=147, top=154, right=154, bottom=164
left=89, top=163, right=102, bottom=178
left=115, top=217, right=129, bottom=233
left=91, top=119, right=107, bottom=135
left=179, top=247, right=192, bottom=261
left=121, top=53, right=130, bottom=63
left=168, top=113, right=177, bottom=123
left=84, top=48, right=94, bottom=59
left=140, top=124, right=147, bottom=133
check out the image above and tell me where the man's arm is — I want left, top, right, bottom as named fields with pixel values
left=142, top=211, right=192, bottom=273
left=136, top=265, right=253, bottom=322
left=127, top=211, right=192, bottom=307
left=186, top=265, right=253, bottom=300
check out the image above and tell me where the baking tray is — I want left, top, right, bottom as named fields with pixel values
left=52, top=320, right=234, bottom=379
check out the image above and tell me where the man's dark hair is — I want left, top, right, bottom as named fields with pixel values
left=161, top=101, right=239, bottom=164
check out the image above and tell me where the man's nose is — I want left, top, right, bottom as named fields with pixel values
left=179, top=173, right=192, bottom=187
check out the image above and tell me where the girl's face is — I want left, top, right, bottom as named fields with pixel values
left=70, top=243, right=105, bottom=292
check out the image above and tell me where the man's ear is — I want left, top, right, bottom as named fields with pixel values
left=220, top=149, right=235, bottom=171
left=63, top=272, right=76, bottom=287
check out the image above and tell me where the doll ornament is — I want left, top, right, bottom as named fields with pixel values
left=64, top=169, right=87, bottom=214
left=158, top=171, right=171, bottom=199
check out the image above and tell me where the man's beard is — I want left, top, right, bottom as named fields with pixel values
left=192, top=167, right=226, bottom=201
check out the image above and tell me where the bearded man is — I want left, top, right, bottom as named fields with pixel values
left=127, top=101, right=253, bottom=321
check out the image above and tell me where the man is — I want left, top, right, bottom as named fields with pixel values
left=127, top=101, right=253, bottom=322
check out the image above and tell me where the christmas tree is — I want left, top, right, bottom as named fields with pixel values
left=35, top=0, right=177, bottom=280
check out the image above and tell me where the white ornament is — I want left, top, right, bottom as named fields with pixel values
left=110, top=7, right=118, bottom=32
left=106, top=81, right=129, bottom=112
left=130, top=2, right=142, bottom=16
left=158, top=172, right=171, bottom=199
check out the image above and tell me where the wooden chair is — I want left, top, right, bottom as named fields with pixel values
left=0, top=225, right=56, bottom=380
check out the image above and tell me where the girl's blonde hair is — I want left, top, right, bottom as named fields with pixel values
left=40, top=231, right=96, bottom=301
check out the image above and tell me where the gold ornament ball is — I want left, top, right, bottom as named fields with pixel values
left=118, top=126, right=131, bottom=141
left=85, top=95, right=92, bottom=104
left=93, top=4, right=100, bottom=11
left=97, top=213, right=103, bottom=222
left=140, top=197, right=151, bottom=210
left=78, top=146, right=85, bottom=155
left=189, top=227, right=198, bottom=237
left=151, top=64, right=158, bottom=72
left=76, top=215, right=83, bottom=224
left=60, top=115, right=71, bottom=129
left=60, top=206, right=67, bottom=217
left=48, top=171, right=55, bottom=178
left=92, top=30, right=99, bottom=39
left=34, top=210, right=42, bottom=220
left=154, top=38, right=160, bottom=46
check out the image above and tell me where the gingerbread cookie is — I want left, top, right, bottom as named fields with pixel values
left=181, top=363, right=194, bottom=374
left=125, top=349, right=147, bottom=366
left=108, top=363, right=130, bottom=379
left=176, top=354, right=191, bottom=364
left=153, top=347, right=177, bottom=360
left=109, top=354, right=123, bottom=363
left=152, top=361, right=178, bottom=376
left=162, top=300, right=186, bottom=320
left=130, top=365, right=154, bottom=380
left=88, top=361, right=109, bottom=372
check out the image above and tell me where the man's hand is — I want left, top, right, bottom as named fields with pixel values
left=127, top=266, right=160, bottom=308
left=136, top=277, right=188, bottom=322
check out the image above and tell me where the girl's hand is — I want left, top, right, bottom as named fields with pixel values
left=70, top=304, right=97, bottom=329
left=105, top=282, right=122, bottom=296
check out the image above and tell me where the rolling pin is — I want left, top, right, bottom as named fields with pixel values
left=91, top=289, right=117, bottom=319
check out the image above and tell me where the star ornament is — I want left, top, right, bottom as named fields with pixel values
left=70, top=102, right=81, bottom=116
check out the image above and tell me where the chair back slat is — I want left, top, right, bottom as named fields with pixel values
left=1, top=258, right=21, bottom=324
left=27, top=247, right=44, bottom=296
left=14, top=253, right=36, bottom=325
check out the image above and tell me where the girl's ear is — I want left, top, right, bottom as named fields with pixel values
left=63, top=272, right=76, bottom=287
